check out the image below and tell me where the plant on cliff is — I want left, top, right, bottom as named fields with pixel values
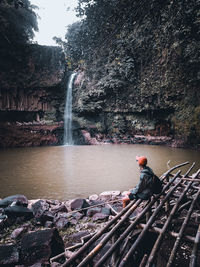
left=0, top=0, right=38, bottom=45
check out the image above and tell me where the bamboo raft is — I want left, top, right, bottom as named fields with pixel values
left=51, top=162, right=200, bottom=267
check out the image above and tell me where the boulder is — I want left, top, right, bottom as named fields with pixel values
left=20, top=228, right=64, bottom=266
left=87, top=207, right=101, bottom=217
left=51, top=203, right=68, bottom=214
left=39, top=211, right=54, bottom=225
left=0, top=195, right=28, bottom=208
left=4, top=206, right=34, bottom=219
left=0, top=244, right=19, bottom=266
left=31, top=200, right=49, bottom=219
left=70, top=199, right=90, bottom=212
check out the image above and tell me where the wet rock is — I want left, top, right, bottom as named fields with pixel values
left=0, top=244, right=19, bottom=266
left=31, top=200, right=49, bottom=219
left=0, top=195, right=28, bottom=208
left=93, top=213, right=109, bottom=222
left=70, top=199, right=90, bottom=212
left=51, top=203, right=68, bottom=214
left=20, top=228, right=64, bottom=266
left=4, top=206, right=34, bottom=219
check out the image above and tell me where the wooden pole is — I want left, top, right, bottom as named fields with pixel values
left=166, top=188, right=200, bottom=267
left=138, top=223, right=195, bottom=243
left=189, top=224, right=200, bottom=267
left=77, top=199, right=142, bottom=267
left=118, top=175, right=183, bottom=267
left=60, top=199, right=137, bottom=267
left=95, top=171, right=182, bottom=267
left=145, top=169, right=200, bottom=267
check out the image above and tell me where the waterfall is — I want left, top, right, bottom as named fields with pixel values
left=64, top=73, right=76, bottom=145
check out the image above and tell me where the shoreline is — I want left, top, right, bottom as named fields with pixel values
left=1, top=175, right=200, bottom=266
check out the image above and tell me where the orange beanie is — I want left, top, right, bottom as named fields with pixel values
left=136, top=156, right=147, bottom=166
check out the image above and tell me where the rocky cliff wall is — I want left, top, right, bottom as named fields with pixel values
left=0, top=44, right=66, bottom=147
left=72, top=0, right=200, bottom=148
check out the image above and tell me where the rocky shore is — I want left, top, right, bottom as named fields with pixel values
left=0, top=191, right=127, bottom=266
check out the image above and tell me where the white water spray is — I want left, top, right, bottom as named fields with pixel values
left=64, top=73, right=76, bottom=145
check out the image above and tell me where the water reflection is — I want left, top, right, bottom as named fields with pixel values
left=0, top=145, right=199, bottom=200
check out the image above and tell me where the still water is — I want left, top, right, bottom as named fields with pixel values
left=0, top=145, right=200, bottom=200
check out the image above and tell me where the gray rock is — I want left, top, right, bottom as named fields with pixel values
left=4, top=206, right=33, bottom=219
left=51, top=203, right=68, bottom=214
left=20, top=228, right=64, bottom=266
left=31, top=200, right=49, bottom=219
left=55, top=217, right=70, bottom=229
left=0, top=244, right=19, bottom=266
left=93, top=213, right=109, bottom=222
left=70, top=198, right=90, bottom=212
left=11, top=227, right=26, bottom=239
left=0, top=195, right=28, bottom=208
left=87, top=207, right=101, bottom=217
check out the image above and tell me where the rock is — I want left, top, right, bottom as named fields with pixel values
left=44, top=221, right=54, bottom=228
left=31, top=200, right=49, bottom=219
left=72, top=211, right=84, bottom=220
left=0, top=195, right=28, bottom=208
left=20, top=228, right=64, bottom=266
left=70, top=199, right=90, bottom=212
left=0, top=244, right=19, bottom=266
left=4, top=206, right=34, bottom=219
left=55, top=217, right=70, bottom=229
left=69, top=231, right=90, bottom=244
left=11, top=227, right=27, bottom=239
left=27, top=199, right=40, bottom=210
left=99, top=191, right=121, bottom=200
left=87, top=207, right=101, bottom=217
left=93, top=213, right=109, bottom=222
left=89, top=194, right=99, bottom=201
left=39, top=210, right=54, bottom=225
left=51, top=203, right=68, bottom=214
left=101, top=207, right=111, bottom=216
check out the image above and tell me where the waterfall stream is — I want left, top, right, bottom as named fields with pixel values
left=64, top=73, right=76, bottom=145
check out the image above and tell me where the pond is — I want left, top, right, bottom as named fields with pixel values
left=0, top=144, right=199, bottom=200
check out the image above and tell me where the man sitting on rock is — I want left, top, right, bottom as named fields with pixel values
left=123, top=156, right=154, bottom=208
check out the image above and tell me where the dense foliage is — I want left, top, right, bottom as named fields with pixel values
left=0, top=0, right=38, bottom=46
left=62, top=0, right=136, bottom=64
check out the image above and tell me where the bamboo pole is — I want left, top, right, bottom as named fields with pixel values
left=139, top=254, right=148, bottom=267
left=160, top=162, right=189, bottom=181
left=145, top=169, right=200, bottom=267
left=166, top=188, right=200, bottom=267
left=138, top=223, right=195, bottom=243
left=181, top=178, right=200, bottom=182
left=95, top=171, right=182, bottom=267
left=60, top=199, right=138, bottom=267
left=61, top=162, right=189, bottom=267
left=118, top=176, right=183, bottom=267
left=189, top=224, right=200, bottom=267
left=77, top=199, right=142, bottom=267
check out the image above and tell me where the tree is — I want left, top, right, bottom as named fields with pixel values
left=0, top=0, right=38, bottom=46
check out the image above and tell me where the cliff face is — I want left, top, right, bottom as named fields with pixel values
left=72, top=0, right=200, bottom=147
left=0, top=44, right=66, bottom=147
